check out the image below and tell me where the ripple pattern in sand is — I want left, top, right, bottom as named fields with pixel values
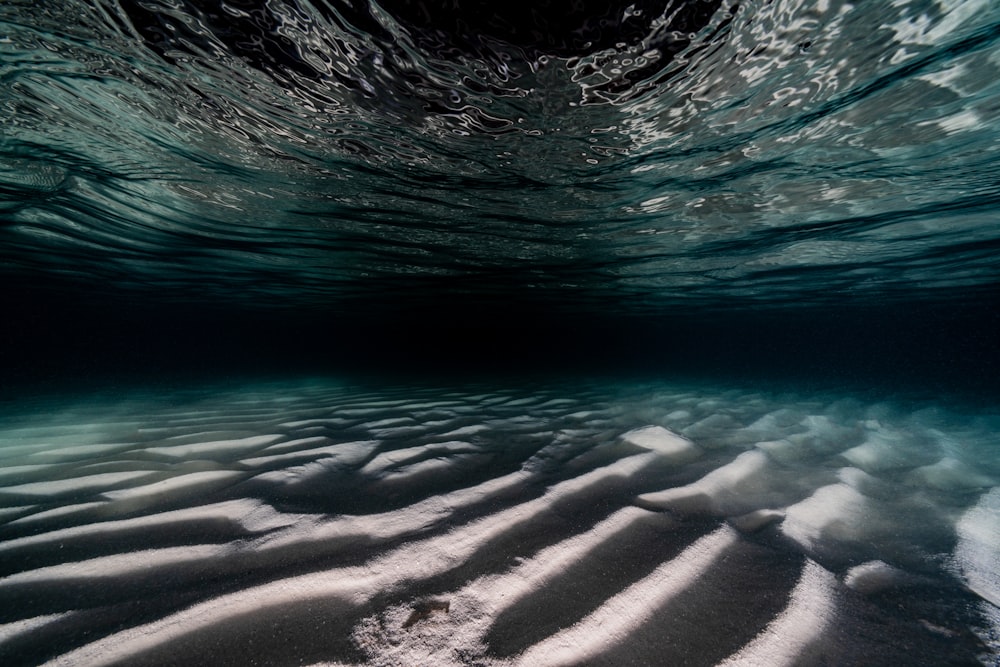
left=0, top=380, right=997, bottom=666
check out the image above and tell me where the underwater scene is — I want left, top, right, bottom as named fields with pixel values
left=1, top=0, right=999, bottom=665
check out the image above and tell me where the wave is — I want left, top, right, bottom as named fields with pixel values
left=2, top=1, right=1000, bottom=312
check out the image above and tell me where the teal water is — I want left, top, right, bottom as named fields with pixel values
left=1, top=0, right=1000, bottom=664
left=2, top=0, right=999, bottom=315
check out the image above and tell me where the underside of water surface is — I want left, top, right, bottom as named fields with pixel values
left=1, top=0, right=1000, bottom=665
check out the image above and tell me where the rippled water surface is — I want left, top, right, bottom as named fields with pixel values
left=3, top=0, right=999, bottom=312
left=1, top=1, right=1000, bottom=665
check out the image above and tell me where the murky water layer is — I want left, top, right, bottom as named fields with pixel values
left=0, top=378, right=996, bottom=666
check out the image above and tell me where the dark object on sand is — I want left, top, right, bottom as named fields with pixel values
left=402, top=599, right=452, bottom=630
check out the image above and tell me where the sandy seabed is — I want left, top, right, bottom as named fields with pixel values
left=0, top=377, right=997, bottom=666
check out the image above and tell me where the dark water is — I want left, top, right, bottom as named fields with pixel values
left=1, top=1, right=999, bottom=665
left=2, top=0, right=1000, bottom=383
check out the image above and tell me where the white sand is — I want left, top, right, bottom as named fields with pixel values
left=0, top=379, right=993, bottom=665
left=0, top=471, right=155, bottom=496
left=513, top=527, right=739, bottom=666
left=243, top=440, right=378, bottom=468
left=954, top=487, right=1000, bottom=608
left=620, top=425, right=699, bottom=460
left=140, top=434, right=283, bottom=459
left=101, top=471, right=246, bottom=501
left=717, top=560, right=837, bottom=667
